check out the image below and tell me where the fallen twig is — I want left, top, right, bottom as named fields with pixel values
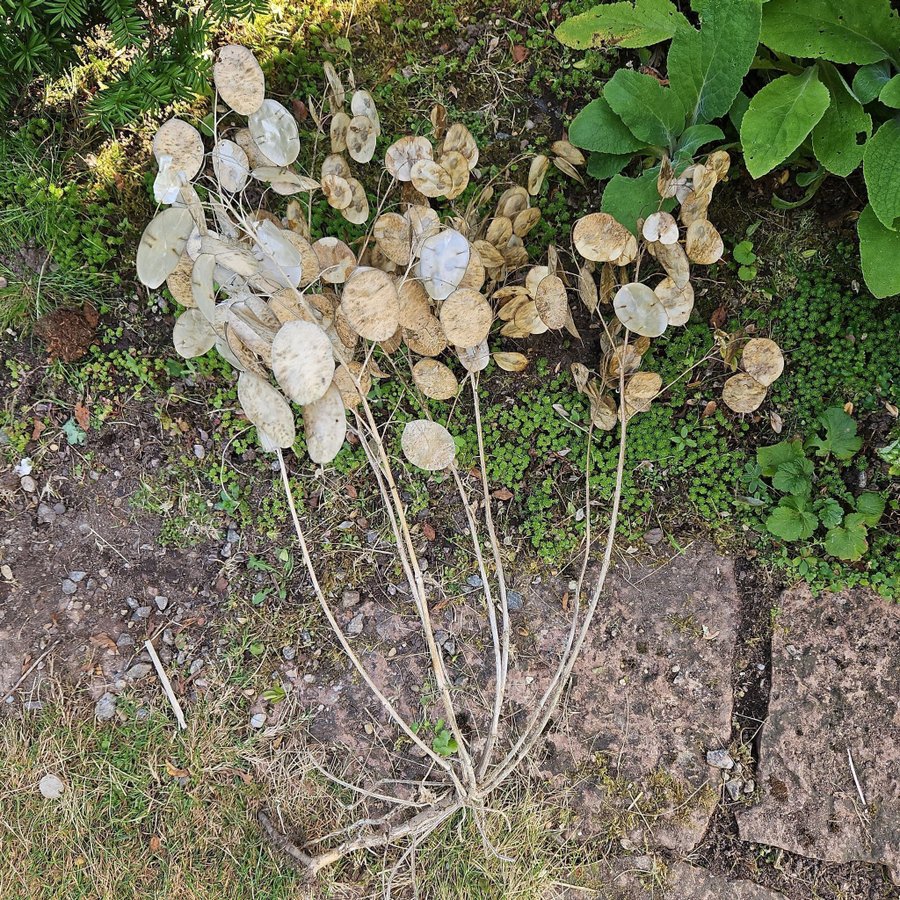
left=145, top=639, right=187, bottom=730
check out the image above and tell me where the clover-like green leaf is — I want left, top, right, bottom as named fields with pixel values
left=808, top=407, right=862, bottom=460
left=766, top=495, right=818, bottom=542
left=854, top=492, right=886, bottom=526
left=824, top=522, right=869, bottom=561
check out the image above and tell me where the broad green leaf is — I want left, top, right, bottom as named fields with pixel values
left=852, top=61, right=893, bottom=104
left=604, top=69, right=685, bottom=147
left=880, top=75, right=900, bottom=109
left=674, top=123, right=725, bottom=163
left=667, top=0, right=761, bottom=126
left=809, top=407, right=862, bottom=460
left=732, top=240, right=757, bottom=265
left=741, top=69, right=830, bottom=179
left=771, top=457, right=814, bottom=495
left=812, top=62, right=871, bottom=176
left=555, top=0, right=688, bottom=50
left=760, top=0, right=900, bottom=65
left=766, top=495, right=818, bottom=541
left=586, top=152, right=632, bottom=180
left=854, top=492, right=886, bottom=526
left=569, top=97, right=649, bottom=154
left=728, top=91, right=751, bottom=131
left=757, top=438, right=805, bottom=476
left=824, top=522, right=868, bottom=560
left=877, top=435, right=900, bottom=476
left=864, top=119, right=900, bottom=230
left=858, top=203, right=900, bottom=298
left=601, top=170, right=675, bottom=235
left=815, top=497, right=844, bottom=529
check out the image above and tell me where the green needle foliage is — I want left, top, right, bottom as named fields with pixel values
left=0, top=0, right=266, bottom=129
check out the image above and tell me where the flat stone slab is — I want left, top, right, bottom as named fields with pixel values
left=737, top=585, right=900, bottom=882
left=662, top=862, right=788, bottom=899
left=509, top=544, right=740, bottom=851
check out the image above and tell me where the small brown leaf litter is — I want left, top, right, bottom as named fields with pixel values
left=33, top=303, right=97, bottom=362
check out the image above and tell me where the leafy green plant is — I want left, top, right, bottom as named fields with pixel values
left=0, top=0, right=266, bottom=128
left=739, top=0, right=900, bottom=297
left=758, top=408, right=885, bottom=560
left=557, top=0, right=761, bottom=230
left=732, top=221, right=760, bottom=281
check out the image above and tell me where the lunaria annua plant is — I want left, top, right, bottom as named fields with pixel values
left=136, top=44, right=751, bottom=883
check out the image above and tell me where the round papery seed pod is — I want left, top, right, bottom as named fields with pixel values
left=303, top=382, right=346, bottom=464
left=403, top=315, right=447, bottom=357
left=341, top=267, right=400, bottom=341
left=417, top=228, right=470, bottom=301
left=642, top=211, right=679, bottom=245
left=152, top=118, right=205, bottom=181
left=313, top=237, right=356, bottom=284
left=722, top=373, right=768, bottom=413
left=350, top=90, right=380, bottom=131
left=458, top=245, right=486, bottom=291
left=653, top=240, right=690, bottom=289
left=741, top=338, right=784, bottom=386
left=397, top=279, right=433, bottom=330
left=493, top=351, right=529, bottom=372
left=333, top=362, right=372, bottom=409
left=624, top=371, right=662, bottom=415
left=341, top=177, right=369, bottom=226
left=373, top=212, right=413, bottom=266
left=137, top=206, right=195, bottom=289
left=249, top=99, right=300, bottom=167
left=166, top=254, right=195, bottom=306
left=655, top=276, right=694, bottom=327
left=440, top=150, right=470, bottom=199
left=528, top=155, right=549, bottom=196
left=401, top=419, right=456, bottom=471
left=410, top=158, right=453, bottom=198
left=237, top=371, right=296, bottom=450
left=535, top=275, right=568, bottom=330
left=441, top=123, right=478, bottom=170
left=494, top=186, right=529, bottom=219
left=321, top=153, right=351, bottom=179
left=271, top=319, right=335, bottom=406
left=321, top=174, right=353, bottom=210
left=412, top=358, right=458, bottom=400
left=330, top=111, right=350, bottom=153
left=685, top=219, right=724, bottom=264
left=525, top=265, right=550, bottom=298
left=385, top=135, right=433, bottom=181
left=613, top=283, right=668, bottom=338
left=456, top=340, right=490, bottom=373
left=573, top=213, right=631, bottom=262
left=346, top=115, right=377, bottom=164
left=173, top=308, right=216, bottom=358
left=212, top=139, right=249, bottom=194
left=214, top=45, right=265, bottom=115
left=439, top=289, right=492, bottom=346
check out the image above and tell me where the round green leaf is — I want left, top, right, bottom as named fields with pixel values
left=855, top=492, right=886, bottom=526
left=824, top=523, right=868, bottom=560
left=766, top=495, right=818, bottom=541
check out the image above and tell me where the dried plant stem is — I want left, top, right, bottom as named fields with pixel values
left=275, top=448, right=463, bottom=785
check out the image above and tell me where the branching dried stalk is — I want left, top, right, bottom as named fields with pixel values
left=137, top=45, right=736, bottom=885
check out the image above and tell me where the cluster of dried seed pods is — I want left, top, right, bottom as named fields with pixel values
left=568, top=151, right=733, bottom=428
left=137, top=46, right=564, bottom=472
left=721, top=337, right=785, bottom=413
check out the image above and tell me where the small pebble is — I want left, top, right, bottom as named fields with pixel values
left=706, top=749, right=735, bottom=770
left=282, top=646, right=296, bottom=661
left=125, top=663, right=152, bottom=681
left=467, top=574, right=483, bottom=588
left=61, top=579, right=77, bottom=596
left=69, top=571, right=87, bottom=583
left=39, top=774, right=65, bottom=800
left=725, top=779, right=743, bottom=801
left=249, top=713, right=266, bottom=729
left=506, top=591, right=524, bottom=612
left=20, top=475, right=36, bottom=493
left=135, top=606, right=152, bottom=619
left=95, top=692, right=117, bottom=721
left=346, top=613, right=364, bottom=636
left=154, top=595, right=169, bottom=611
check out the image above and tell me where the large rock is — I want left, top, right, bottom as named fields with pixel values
left=662, top=862, right=788, bottom=899
left=737, top=585, right=900, bottom=882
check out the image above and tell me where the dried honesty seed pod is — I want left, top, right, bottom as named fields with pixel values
left=642, top=211, right=679, bottom=245
left=457, top=340, right=490, bottom=373
left=249, top=99, right=300, bottom=167
left=404, top=314, right=447, bottom=357
left=321, top=173, right=353, bottom=210
left=271, top=320, right=335, bottom=406
left=438, top=288, right=492, bottom=347
left=412, top=358, right=459, bottom=400
left=341, top=177, right=369, bottom=225
left=347, top=115, right=377, bottom=164
left=173, top=308, right=216, bottom=359
left=623, top=371, right=662, bottom=418
left=441, top=123, right=478, bottom=171
left=351, top=90, right=380, bottom=132
left=411, top=158, right=453, bottom=198
left=528, top=155, right=549, bottom=196
left=333, top=362, right=372, bottom=409
left=418, top=228, right=470, bottom=301
left=655, top=277, right=694, bottom=327
left=212, top=140, right=249, bottom=194
left=534, top=275, right=568, bottom=330
left=304, top=383, right=346, bottom=464
left=722, top=373, right=768, bottom=414
left=552, top=157, right=584, bottom=184
left=152, top=118, right=205, bottom=183
left=237, top=371, right=296, bottom=451
left=578, top=264, right=599, bottom=313
left=401, top=419, right=456, bottom=471
left=313, top=237, right=355, bottom=283
left=493, top=351, right=529, bottom=372
left=741, top=338, right=784, bottom=387
left=551, top=140, right=584, bottom=167
left=385, top=136, right=433, bottom=182
left=373, top=213, right=413, bottom=266
left=685, top=219, right=724, bottom=264
left=341, top=267, right=399, bottom=341
left=573, top=213, right=631, bottom=263
left=214, top=45, right=265, bottom=115
left=137, top=207, right=195, bottom=289
left=613, top=283, right=667, bottom=338
left=330, top=111, right=350, bottom=153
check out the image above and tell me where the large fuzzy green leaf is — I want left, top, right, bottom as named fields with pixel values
left=852, top=61, right=893, bottom=104
left=741, top=69, right=830, bottom=179
left=880, top=75, right=900, bottom=109
left=604, top=69, right=685, bottom=147
left=601, top=170, right=675, bottom=235
left=568, top=96, right=649, bottom=154
left=674, top=123, right=725, bottom=163
left=812, top=63, right=871, bottom=177
left=858, top=203, right=900, bottom=298
left=667, top=0, right=761, bottom=126
left=863, top=118, right=900, bottom=230
left=760, top=0, right=900, bottom=65
left=555, top=0, right=688, bottom=49
left=824, top=522, right=869, bottom=560
left=586, top=152, right=632, bottom=180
